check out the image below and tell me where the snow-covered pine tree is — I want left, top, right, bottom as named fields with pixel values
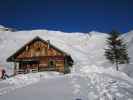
left=105, top=30, right=129, bottom=71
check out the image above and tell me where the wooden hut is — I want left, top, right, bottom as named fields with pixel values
left=7, top=36, right=73, bottom=75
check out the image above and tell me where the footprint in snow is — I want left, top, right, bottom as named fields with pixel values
left=73, top=88, right=80, bottom=94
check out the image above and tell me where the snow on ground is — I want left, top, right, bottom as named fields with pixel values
left=1, top=73, right=133, bottom=100
left=0, top=26, right=133, bottom=99
left=70, top=73, right=133, bottom=100
left=0, top=72, right=60, bottom=96
left=0, top=74, right=74, bottom=100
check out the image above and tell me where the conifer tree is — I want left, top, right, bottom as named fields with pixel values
left=105, top=30, right=129, bottom=71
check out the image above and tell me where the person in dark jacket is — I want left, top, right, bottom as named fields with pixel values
left=1, top=69, right=8, bottom=79
left=1, top=69, right=5, bottom=79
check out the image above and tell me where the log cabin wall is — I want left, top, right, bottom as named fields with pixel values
left=16, top=41, right=64, bottom=58
left=16, top=41, right=48, bottom=58
left=14, top=40, right=65, bottom=73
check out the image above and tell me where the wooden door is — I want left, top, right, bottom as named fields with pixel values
left=48, top=60, right=56, bottom=71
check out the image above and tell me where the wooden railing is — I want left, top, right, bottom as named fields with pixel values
left=15, top=66, right=61, bottom=74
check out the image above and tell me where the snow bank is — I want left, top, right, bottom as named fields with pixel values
left=80, top=65, right=133, bottom=85
left=4, top=72, right=60, bottom=85
left=0, top=72, right=60, bottom=95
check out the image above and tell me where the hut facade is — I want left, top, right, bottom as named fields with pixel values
left=7, top=36, right=73, bottom=74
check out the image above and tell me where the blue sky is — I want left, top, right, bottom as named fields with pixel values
left=0, top=0, right=133, bottom=33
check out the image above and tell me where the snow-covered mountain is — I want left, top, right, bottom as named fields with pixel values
left=121, top=31, right=133, bottom=77
left=0, top=27, right=109, bottom=74
left=0, top=25, right=15, bottom=32
left=0, top=26, right=130, bottom=75
left=0, top=25, right=133, bottom=100
left=123, top=30, right=133, bottom=61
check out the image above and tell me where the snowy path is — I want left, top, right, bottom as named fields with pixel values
left=0, top=76, right=75, bottom=100
left=0, top=75, right=89, bottom=100
left=1, top=73, right=133, bottom=100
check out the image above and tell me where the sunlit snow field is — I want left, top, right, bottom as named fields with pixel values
left=0, top=26, right=133, bottom=100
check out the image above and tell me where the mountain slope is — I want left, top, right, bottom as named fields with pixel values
left=121, top=31, right=133, bottom=77
left=0, top=26, right=133, bottom=100
left=0, top=27, right=132, bottom=78
left=0, top=29, right=109, bottom=74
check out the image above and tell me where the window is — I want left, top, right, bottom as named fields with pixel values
left=48, top=60, right=56, bottom=68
